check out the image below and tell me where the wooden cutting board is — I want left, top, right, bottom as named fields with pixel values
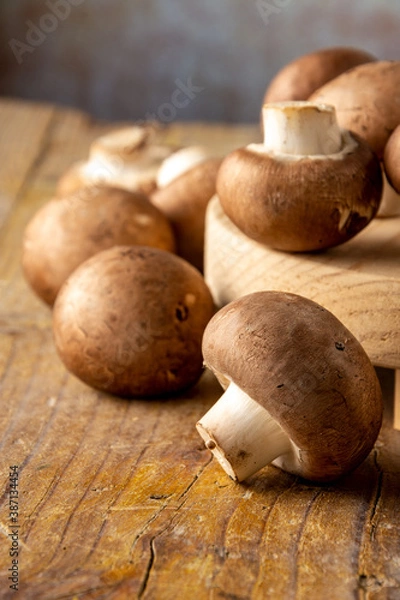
left=205, top=196, right=400, bottom=429
left=1, top=98, right=400, bottom=599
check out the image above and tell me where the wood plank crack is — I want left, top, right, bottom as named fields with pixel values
left=369, top=449, right=383, bottom=542
left=138, top=536, right=156, bottom=599
left=292, top=489, right=323, bottom=595
left=43, top=402, right=131, bottom=571
left=174, top=452, right=214, bottom=508
left=357, top=447, right=386, bottom=597
left=134, top=454, right=213, bottom=598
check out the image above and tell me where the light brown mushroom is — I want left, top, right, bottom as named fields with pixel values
left=53, top=246, right=215, bottom=397
left=22, top=186, right=175, bottom=306
left=56, top=125, right=175, bottom=196
left=309, top=60, right=400, bottom=159
left=384, top=125, right=400, bottom=194
left=217, top=101, right=382, bottom=252
left=152, top=146, right=222, bottom=270
left=310, top=61, right=400, bottom=216
left=264, top=46, right=375, bottom=104
left=197, top=291, right=383, bottom=482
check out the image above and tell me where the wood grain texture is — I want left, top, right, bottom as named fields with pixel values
left=0, top=99, right=399, bottom=599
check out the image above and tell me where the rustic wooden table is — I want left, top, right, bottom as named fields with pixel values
left=0, top=98, right=399, bottom=600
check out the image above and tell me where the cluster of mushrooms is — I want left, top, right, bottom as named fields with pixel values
left=23, top=45, right=400, bottom=484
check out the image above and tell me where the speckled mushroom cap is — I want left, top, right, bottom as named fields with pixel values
left=151, top=157, right=222, bottom=270
left=22, top=185, right=176, bottom=306
left=264, top=46, right=375, bottom=104
left=202, top=291, right=383, bottom=482
left=310, top=61, right=400, bottom=159
left=216, top=123, right=382, bottom=252
left=53, top=245, right=215, bottom=398
left=384, top=125, right=400, bottom=194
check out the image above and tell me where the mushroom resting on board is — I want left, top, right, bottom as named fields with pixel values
left=197, top=291, right=383, bottom=483
left=217, top=101, right=382, bottom=252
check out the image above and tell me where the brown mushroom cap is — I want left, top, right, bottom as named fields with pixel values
left=22, top=186, right=176, bottom=306
left=383, top=124, right=400, bottom=194
left=310, top=61, right=400, bottom=159
left=217, top=132, right=382, bottom=252
left=202, top=291, right=383, bottom=482
left=151, top=158, right=222, bottom=270
left=53, top=246, right=215, bottom=397
left=264, top=46, right=375, bottom=104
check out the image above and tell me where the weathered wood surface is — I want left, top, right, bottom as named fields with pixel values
left=0, top=98, right=399, bottom=599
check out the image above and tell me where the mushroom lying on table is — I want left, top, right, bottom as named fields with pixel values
left=217, top=101, right=382, bottom=252
left=22, top=186, right=175, bottom=305
left=57, top=125, right=175, bottom=196
left=152, top=146, right=222, bottom=270
left=197, top=291, right=383, bottom=482
left=53, top=246, right=215, bottom=397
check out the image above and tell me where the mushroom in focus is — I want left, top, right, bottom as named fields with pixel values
left=197, top=291, right=383, bottom=482
left=216, top=101, right=382, bottom=252
left=56, top=125, right=175, bottom=197
left=22, top=186, right=175, bottom=306
left=152, top=146, right=222, bottom=270
left=264, top=46, right=375, bottom=104
left=53, top=245, right=215, bottom=397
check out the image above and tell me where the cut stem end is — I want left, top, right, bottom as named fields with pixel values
left=196, top=382, right=293, bottom=481
left=260, top=101, right=343, bottom=156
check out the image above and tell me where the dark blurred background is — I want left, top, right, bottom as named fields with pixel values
left=0, top=0, right=398, bottom=124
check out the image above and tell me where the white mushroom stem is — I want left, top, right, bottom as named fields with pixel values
left=258, top=101, right=343, bottom=156
left=156, top=146, right=211, bottom=188
left=196, top=381, right=293, bottom=481
left=81, top=127, right=172, bottom=190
